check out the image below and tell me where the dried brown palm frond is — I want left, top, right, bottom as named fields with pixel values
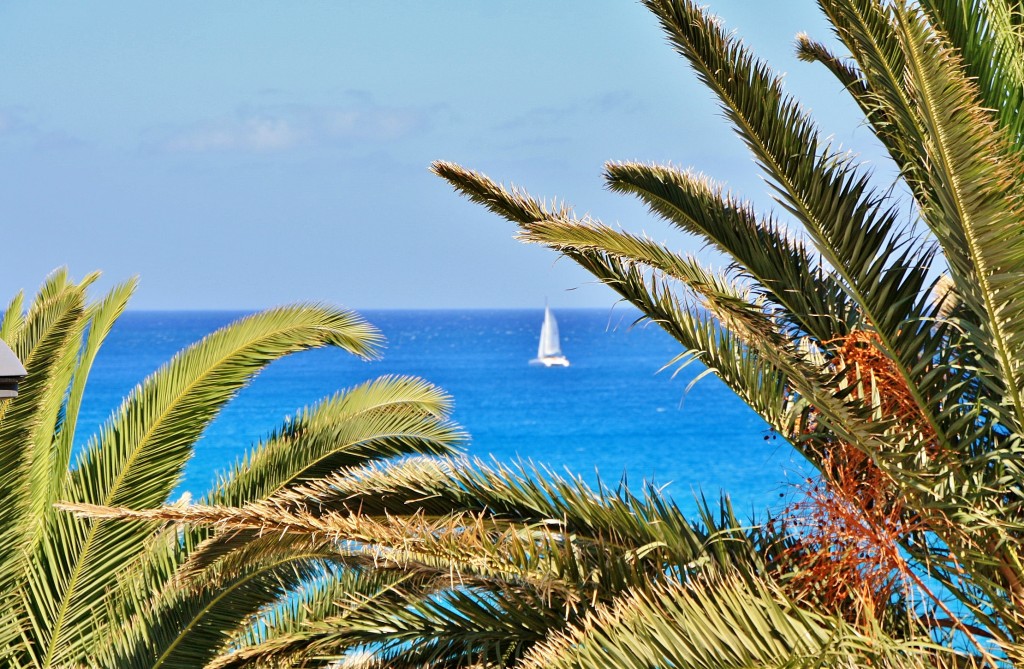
left=59, top=499, right=590, bottom=608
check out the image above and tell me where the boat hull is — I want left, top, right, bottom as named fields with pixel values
left=530, top=355, right=570, bottom=368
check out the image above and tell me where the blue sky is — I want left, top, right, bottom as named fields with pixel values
left=0, top=2, right=883, bottom=309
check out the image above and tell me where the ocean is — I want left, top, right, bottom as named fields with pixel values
left=76, top=309, right=809, bottom=518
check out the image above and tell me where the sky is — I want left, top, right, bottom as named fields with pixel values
left=0, top=1, right=887, bottom=310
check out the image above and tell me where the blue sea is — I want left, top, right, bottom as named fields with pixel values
left=76, top=309, right=809, bottom=518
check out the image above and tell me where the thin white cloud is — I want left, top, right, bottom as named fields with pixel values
left=156, top=96, right=431, bottom=154
left=166, top=117, right=303, bottom=152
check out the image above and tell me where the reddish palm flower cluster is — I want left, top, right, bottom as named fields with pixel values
left=779, top=330, right=932, bottom=625
left=781, top=452, right=923, bottom=624
left=832, top=330, right=938, bottom=452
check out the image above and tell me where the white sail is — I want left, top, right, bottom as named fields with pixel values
left=537, top=306, right=562, bottom=358
left=531, top=304, right=570, bottom=366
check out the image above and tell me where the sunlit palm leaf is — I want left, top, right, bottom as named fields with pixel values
left=435, top=0, right=1024, bottom=661
left=5, top=273, right=94, bottom=521
left=207, top=374, right=464, bottom=507
left=604, top=162, right=859, bottom=343
left=891, top=4, right=1024, bottom=431
left=29, top=305, right=382, bottom=669
left=919, top=0, right=1024, bottom=149
left=0, top=272, right=92, bottom=649
left=519, top=574, right=950, bottom=669
left=433, top=162, right=902, bottom=467
left=68, top=468, right=798, bottom=669
left=639, top=0, right=951, bottom=454
left=67, top=456, right=778, bottom=592
left=221, top=567, right=427, bottom=669
left=99, top=533, right=342, bottom=669
left=809, top=0, right=933, bottom=189
left=51, top=279, right=137, bottom=501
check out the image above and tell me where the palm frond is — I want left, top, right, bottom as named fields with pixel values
left=50, top=278, right=137, bottom=500
left=435, top=0, right=1024, bottom=662
left=26, top=305, right=381, bottom=669
left=890, top=3, right=1024, bottom=434
left=519, top=573, right=952, bottom=669
left=66, top=501, right=588, bottom=668
left=7, top=272, right=93, bottom=515
left=604, top=162, right=860, bottom=342
left=73, top=456, right=781, bottom=591
left=640, top=0, right=952, bottom=452
left=642, top=0, right=934, bottom=337
left=919, top=0, right=1024, bottom=149
left=221, top=567, right=426, bottom=669
left=206, top=375, right=465, bottom=507
left=810, top=0, right=933, bottom=188
left=70, top=304, right=382, bottom=508
left=795, top=31, right=866, bottom=93
left=438, top=164, right=918, bottom=477
left=0, top=272, right=92, bottom=632
left=209, top=585, right=561, bottom=669
left=0, top=290, right=26, bottom=344
left=98, top=534, right=342, bottom=669
left=235, top=565, right=419, bottom=643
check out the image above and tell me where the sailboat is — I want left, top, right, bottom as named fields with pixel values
left=530, top=303, right=570, bottom=367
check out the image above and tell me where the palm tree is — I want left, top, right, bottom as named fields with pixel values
left=0, top=269, right=463, bottom=669
left=426, top=0, right=1024, bottom=664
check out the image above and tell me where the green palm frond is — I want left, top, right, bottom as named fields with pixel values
left=207, top=374, right=465, bottom=507
left=66, top=470, right=796, bottom=669
left=0, top=273, right=91, bottom=614
left=637, top=0, right=961, bottom=464
left=7, top=273, right=94, bottom=514
left=98, top=534, right=343, bottom=669
left=70, top=304, right=382, bottom=509
left=603, top=162, right=860, bottom=342
left=431, top=164, right=796, bottom=432
left=795, top=30, right=865, bottom=94
left=66, top=501, right=585, bottom=668
left=51, top=278, right=137, bottom=499
left=210, top=586, right=561, bottom=669
left=919, top=0, right=1024, bottom=148
left=435, top=0, right=1024, bottom=662
left=0, top=290, right=26, bottom=345
left=16, top=304, right=384, bottom=669
left=1, top=270, right=478, bottom=668
left=433, top=163, right=910, bottom=469
left=641, top=0, right=934, bottom=342
left=107, top=389, right=464, bottom=648
left=891, top=4, right=1024, bottom=429
left=593, top=257, right=798, bottom=432
left=557, top=248, right=801, bottom=433
left=66, top=456, right=777, bottom=589
left=807, top=0, right=1024, bottom=442
left=296, top=586, right=560, bottom=668
left=809, top=0, right=931, bottom=184
left=220, top=567, right=426, bottom=669
left=519, top=573, right=952, bottom=669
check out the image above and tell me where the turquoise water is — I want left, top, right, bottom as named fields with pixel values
left=76, top=309, right=809, bottom=516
